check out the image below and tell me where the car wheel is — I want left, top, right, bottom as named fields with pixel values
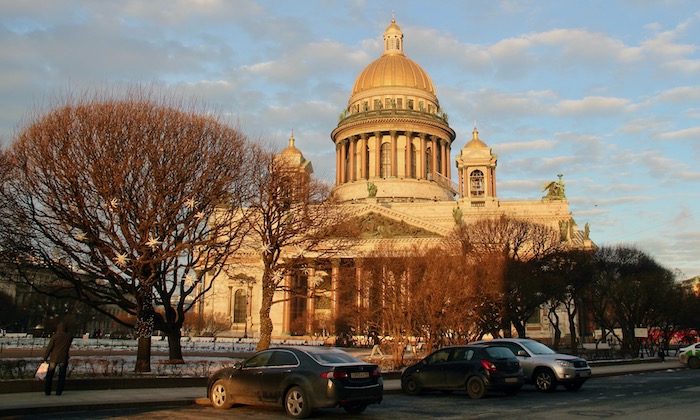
left=285, top=386, right=312, bottom=419
left=210, top=379, right=233, bottom=409
left=466, top=377, right=487, bottom=399
left=402, top=376, right=423, bottom=396
left=564, top=382, right=583, bottom=391
left=688, top=357, right=700, bottom=369
left=534, top=368, right=557, bottom=392
left=343, top=403, right=368, bottom=414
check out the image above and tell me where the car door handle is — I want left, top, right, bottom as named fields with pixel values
left=255, top=371, right=263, bottom=375
left=283, top=370, right=291, bottom=373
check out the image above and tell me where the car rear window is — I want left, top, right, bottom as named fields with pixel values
left=307, top=351, right=362, bottom=365
left=485, top=346, right=515, bottom=359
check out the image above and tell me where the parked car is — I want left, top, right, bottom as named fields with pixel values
left=401, top=344, right=524, bottom=399
left=472, top=338, right=591, bottom=392
left=207, top=346, right=383, bottom=418
left=678, top=342, right=700, bottom=369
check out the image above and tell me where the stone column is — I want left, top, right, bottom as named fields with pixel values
left=374, top=131, right=382, bottom=178
left=339, top=139, right=347, bottom=184
left=335, top=142, right=341, bottom=185
left=390, top=130, right=397, bottom=177
left=330, top=260, right=339, bottom=332
left=431, top=136, right=438, bottom=179
left=405, top=130, right=413, bottom=178
left=419, top=134, right=427, bottom=179
left=283, top=272, right=292, bottom=333
left=440, top=139, right=448, bottom=176
left=349, top=137, right=356, bottom=182
left=359, top=135, right=368, bottom=179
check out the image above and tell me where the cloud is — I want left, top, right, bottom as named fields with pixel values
left=555, top=96, right=635, bottom=116
left=659, top=126, right=700, bottom=141
left=493, top=139, right=556, bottom=154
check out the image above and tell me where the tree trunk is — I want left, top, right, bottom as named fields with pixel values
left=566, top=304, right=578, bottom=355
left=167, top=329, right=184, bottom=362
left=135, top=336, right=151, bottom=372
left=513, top=319, right=526, bottom=338
left=257, top=283, right=275, bottom=351
left=547, top=306, right=561, bottom=350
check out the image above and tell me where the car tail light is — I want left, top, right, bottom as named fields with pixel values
left=371, top=368, right=382, bottom=377
left=480, top=360, right=497, bottom=371
left=321, top=371, right=349, bottom=379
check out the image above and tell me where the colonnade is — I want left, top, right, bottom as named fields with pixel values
left=334, top=130, right=451, bottom=185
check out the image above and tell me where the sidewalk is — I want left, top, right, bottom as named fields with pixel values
left=0, top=360, right=686, bottom=417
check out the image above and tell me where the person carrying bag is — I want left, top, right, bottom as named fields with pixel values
left=42, top=321, right=73, bottom=396
left=35, top=361, right=49, bottom=380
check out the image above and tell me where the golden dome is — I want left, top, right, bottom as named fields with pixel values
left=351, top=55, right=435, bottom=96
left=281, top=131, right=303, bottom=156
left=350, top=19, right=436, bottom=97
left=465, top=126, right=487, bottom=148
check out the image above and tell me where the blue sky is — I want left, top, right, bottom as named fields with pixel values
left=1, top=0, right=699, bottom=277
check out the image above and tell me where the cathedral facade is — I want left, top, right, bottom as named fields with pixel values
left=199, top=19, right=592, bottom=342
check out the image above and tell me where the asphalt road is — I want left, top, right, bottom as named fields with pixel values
left=28, top=366, right=700, bottom=419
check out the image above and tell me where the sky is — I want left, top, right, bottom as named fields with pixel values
left=0, top=0, right=698, bottom=278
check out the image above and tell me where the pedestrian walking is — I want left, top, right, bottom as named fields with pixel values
left=43, top=321, right=73, bottom=396
left=369, top=331, right=384, bottom=358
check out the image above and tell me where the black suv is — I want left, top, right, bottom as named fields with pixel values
left=401, top=344, right=524, bottom=399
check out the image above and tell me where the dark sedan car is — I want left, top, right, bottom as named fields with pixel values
left=207, top=346, right=383, bottom=418
left=401, top=344, right=524, bottom=399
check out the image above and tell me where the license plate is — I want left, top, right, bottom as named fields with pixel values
left=579, top=371, right=591, bottom=377
left=351, top=372, right=370, bottom=379
left=505, top=377, right=519, bottom=383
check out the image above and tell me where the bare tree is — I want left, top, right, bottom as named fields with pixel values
left=1, top=89, right=255, bottom=371
left=245, top=151, right=347, bottom=351
left=451, top=216, right=561, bottom=337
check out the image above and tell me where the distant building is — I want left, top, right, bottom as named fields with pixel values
left=681, top=275, right=700, bottom=296
left=200, top=18, right=593, bottom=341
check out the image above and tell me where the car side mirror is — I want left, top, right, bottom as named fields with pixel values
left=234, top=361, right=242, bottom=370
left=517, top=350, right=528, bottom=357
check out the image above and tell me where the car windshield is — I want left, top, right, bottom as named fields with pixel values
left=307, top=351, right=362, bottom=365
left=521, top=340, right=557, bottom=355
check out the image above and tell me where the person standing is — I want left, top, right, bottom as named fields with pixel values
left=43, top=321, right=73, bottom=396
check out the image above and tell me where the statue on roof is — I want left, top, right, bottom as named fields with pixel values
left=542, top=174, right=566, bottom=200
left=367, top=181, right=377, bottom=198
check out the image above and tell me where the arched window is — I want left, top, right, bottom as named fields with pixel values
left=470, top=170, right=485, bottom=197
left=380, top=142, right=391, bottom=178
left=233, top=289, right=247, bottom=324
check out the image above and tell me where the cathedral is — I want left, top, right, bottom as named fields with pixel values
left=199, top=19, right=592, bottom=341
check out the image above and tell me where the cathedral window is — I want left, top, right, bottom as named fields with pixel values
left=374, top=99, right=381, bottom=110
left=470, top=170, right=485, bottom=197
left=385, top=98, right=391, bottom=109
left=397, top=98, right=403, bottom=109
left=380, top=142, right=391, bottom=178
left=233, top=289, right=247, bottom=324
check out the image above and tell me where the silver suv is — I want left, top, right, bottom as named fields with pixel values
left=473, top=338, right=591, bottom=392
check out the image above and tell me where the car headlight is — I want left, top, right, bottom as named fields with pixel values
left=555, top=359, right=574, bottom=368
